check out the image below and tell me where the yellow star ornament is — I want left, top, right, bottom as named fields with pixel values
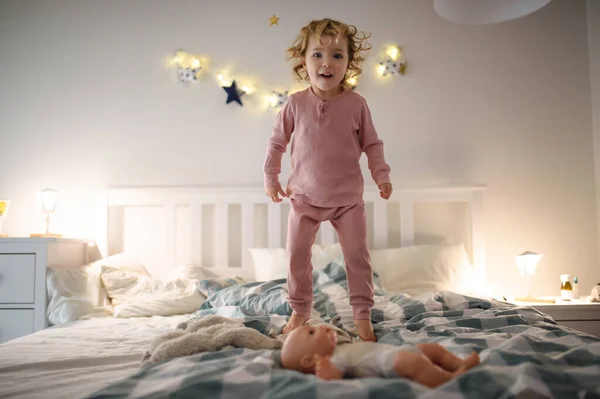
left=269, top=14, right=279, bottom=26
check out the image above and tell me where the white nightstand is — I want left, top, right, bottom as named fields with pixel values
left=511, top=297, right=600, bottom=338
left=0, top=237, right=95, bottom=344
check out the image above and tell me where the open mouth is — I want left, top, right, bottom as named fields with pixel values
left=319, top=73, right=334, bottom=79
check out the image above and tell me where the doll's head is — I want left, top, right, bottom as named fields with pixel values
left=280, top=324, right=338, bottom=373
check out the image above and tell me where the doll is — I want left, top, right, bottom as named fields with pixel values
left=280, top=324, right=480, bottom=388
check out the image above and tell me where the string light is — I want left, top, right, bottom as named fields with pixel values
left=377, top=44, right=407, bottom=77
left=171, top=50, right=203, bottom=69
left=266, top=94, right=278, bottom=108
left=386, top=45, right=402, bottom=61
left=216, top=72, right=233, bottom=87
left=170, top=49, right=205, bottom=83
left=167, top=42, right=406, bottom=105
left=266, top=90, right=289, bottom=108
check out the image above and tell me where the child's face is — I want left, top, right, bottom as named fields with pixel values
left=304, top=34, right=349, bottom=93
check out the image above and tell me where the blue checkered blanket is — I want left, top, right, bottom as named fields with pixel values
left=87, top=260, right=600, bottom=398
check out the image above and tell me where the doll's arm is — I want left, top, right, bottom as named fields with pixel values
left=314, top=355, right=344, bottom=381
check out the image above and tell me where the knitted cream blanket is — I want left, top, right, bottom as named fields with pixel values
left=141, top=315, right=283, bottom=368
left=141, top=315, right=355, bottom=368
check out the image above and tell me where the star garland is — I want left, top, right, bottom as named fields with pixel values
left=269, top=90, right=288, bottom=107
left=223, top=81, right=245, bottom=106
left=168, top=44, right=407, bottom=108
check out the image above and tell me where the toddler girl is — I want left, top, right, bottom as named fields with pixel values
left=263, top=18, right=392, bottom=342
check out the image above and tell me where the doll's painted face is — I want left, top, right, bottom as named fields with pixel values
left=281, top=324, right=338, bottom=373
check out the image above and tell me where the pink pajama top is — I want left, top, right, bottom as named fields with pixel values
left=263, top=87, right=391, bottom=208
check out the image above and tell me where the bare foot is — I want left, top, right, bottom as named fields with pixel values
left=453, top=352, right=480, bottom=376
left=355, top=319, right=376, bottom=342
left=282, top=313, right=309, bottom=334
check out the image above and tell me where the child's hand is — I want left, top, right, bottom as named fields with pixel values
left=265, top=184, right=287, bottom=203
left=314, top=355, right=343, bottom=380
left=379, top=183, right=393, bottom=200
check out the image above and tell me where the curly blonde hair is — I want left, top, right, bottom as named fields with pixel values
left=286, top=18, right=372, bottom=90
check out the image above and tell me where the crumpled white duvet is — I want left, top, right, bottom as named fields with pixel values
left=0, top=315, right=189, bottom=399
left=100, top=267, right=206, bottom=318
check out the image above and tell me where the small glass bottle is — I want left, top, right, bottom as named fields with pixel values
left=560, top=274, right=573, bottom=300
left=573, top=276, right=579, bottom=299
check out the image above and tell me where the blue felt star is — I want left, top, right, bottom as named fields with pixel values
left=223, top=80, right=244, bottom=106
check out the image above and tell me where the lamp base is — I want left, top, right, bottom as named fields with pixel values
left=29, top=233, right=63, bottom=238
left=514, top=296, right=556, bottom=304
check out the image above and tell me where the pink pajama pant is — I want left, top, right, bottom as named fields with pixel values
left=286, top=198, right=374, bottom=320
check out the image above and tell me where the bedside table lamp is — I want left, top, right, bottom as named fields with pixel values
left=0, top=198, right=9, bottom=237
left=514, top=251, right=549, bottom=303
left=30, top=188, right=62, bottom=237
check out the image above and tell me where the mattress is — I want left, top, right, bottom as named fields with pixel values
left=3, top=258, right=600, bottom=399
left=0, top=314, right=189, bottom=399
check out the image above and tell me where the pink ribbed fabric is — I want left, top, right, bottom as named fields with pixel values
left=263, top=86, right=391, bottom=321
left=263, top=87, right=390, bottom=207
left=286, top=199, right=374, bottom=320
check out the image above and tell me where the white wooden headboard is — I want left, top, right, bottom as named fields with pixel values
left=104, top=185, right=486, bottom=284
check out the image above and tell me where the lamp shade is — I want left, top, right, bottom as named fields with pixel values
left=0, top=199, right=9, bottom=219
left=515, top=251, right=543, bottom=277
left=40, top=188, right=59, bottom=212
left=433, top=0, right=551, bottom=25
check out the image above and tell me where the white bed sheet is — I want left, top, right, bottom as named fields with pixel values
left=0, top=314, right=189, bottom=399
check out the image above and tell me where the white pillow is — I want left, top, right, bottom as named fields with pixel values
left=249, top=243, right=343, bottom=281
left=93, top=252, right=150, bottom=276
left=100, top=266, right=205, bottom=318
left=175, top=262, right=246, bottom=281
left=46, top=266, right=112, bottom=325
left=370, top=244, right=475, bottom=296
left=45, top=252, right=148, bottom=325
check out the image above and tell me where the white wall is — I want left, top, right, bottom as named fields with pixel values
left=589, top=0, right=600, bottom=291
left=0, top=0, right=597, bottom=297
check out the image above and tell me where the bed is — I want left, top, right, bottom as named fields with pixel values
left=1, top=185, right=599, bottom=399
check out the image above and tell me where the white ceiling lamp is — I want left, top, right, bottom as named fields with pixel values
left=433, top=0, right=551, bottom=25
